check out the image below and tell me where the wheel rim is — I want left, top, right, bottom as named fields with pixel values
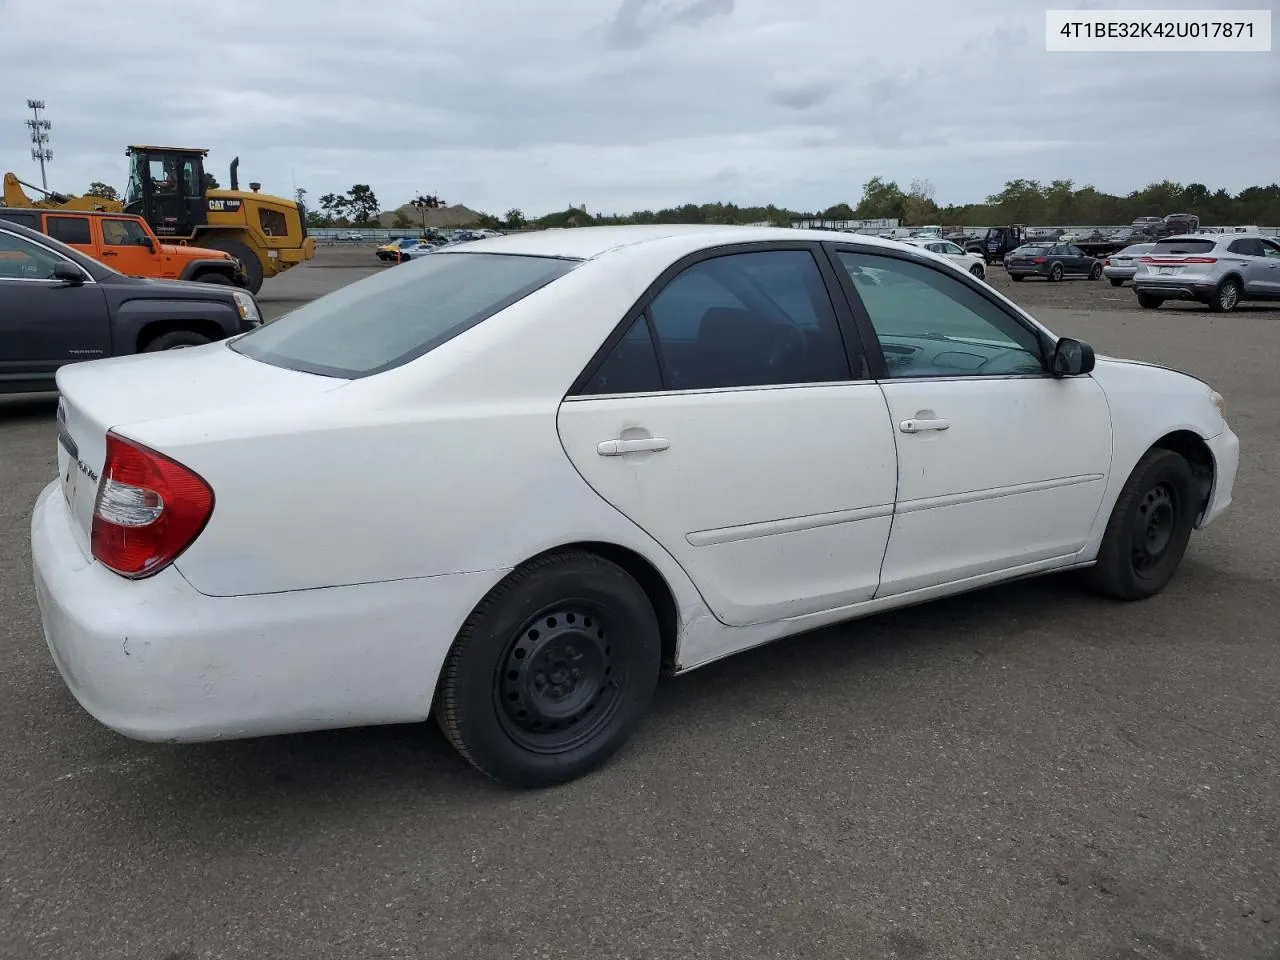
left=1130, top=482, right=1178, bottom=575
left=1051, top=265, right=1062, bottom=280
left=494, top=603, right=623, bottom=753
left=1220, top=283, right=1239, bottom=310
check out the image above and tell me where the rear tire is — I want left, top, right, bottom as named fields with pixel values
left=435, top=551, right=662, bottom=788
left=1011, top=274, right=1025, bottom=282
left=142, top=330, right=213, bottom=351
left=197, top=237, right=264, bottom=293
left=1136, top=292, right=1163, bottom=309
left=1048, top=263, right=1064, bottom=282
left=1209, top=277, right=1241, bottom=313
left=1083, top=448, right=1197, bottom=601
left=1109, top=278, right=1124, bottom=287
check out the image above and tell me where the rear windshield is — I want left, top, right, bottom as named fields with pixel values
left=232, top=252, right=577, bottom=378
left=1151, top=239, right=1216, bottom=255
left=1013, top=245, right=1050, bottom=255
left=1117, top=244, right=1155, bottom=256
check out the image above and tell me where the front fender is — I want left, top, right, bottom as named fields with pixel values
left=178, top=259, right=244, bottom=283
left=113, top=298, right=241, bottom=351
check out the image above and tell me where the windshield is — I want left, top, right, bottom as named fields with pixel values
left=231, top=252, right=577, bottom=378
left=124, top=153, right=146, bottom=206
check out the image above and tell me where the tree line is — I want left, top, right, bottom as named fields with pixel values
left=72, top=176, right=1280, bottom=229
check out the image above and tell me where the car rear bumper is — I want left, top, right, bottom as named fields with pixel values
left=30, top=481, right=502, bottom=742
left=1201, top=427, right=1239, bottom=528
left=1132, top=280, right=1218, bottom=302
left=1102, top=266, right=1138, bottom=280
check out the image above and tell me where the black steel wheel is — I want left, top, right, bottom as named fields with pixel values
left=435, top=551, right=662, bottom=787
left=1083, top=448, right=1198, bottom=601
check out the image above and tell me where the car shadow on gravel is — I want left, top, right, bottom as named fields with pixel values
left=87, top=572, right=1091, bottom=825
left=0, top=394, right=58, bottom=422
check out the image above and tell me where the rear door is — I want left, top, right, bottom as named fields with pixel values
left=0, top=227, right=110, bottom=389
left=43, top=214, right=96, bottom=261
left=557, top=244, right=898, bottom=628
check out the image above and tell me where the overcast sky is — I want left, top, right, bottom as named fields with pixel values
left=2, top=0, right=1276, bottom=216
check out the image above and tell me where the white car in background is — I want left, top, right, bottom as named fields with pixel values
left=32, top=226, right=1238, bottom=788
left=901, top=237, right=988, bottom=279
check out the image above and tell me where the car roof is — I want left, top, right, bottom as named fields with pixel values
left=438, top=224, right=929, bottom=261
left=1159, top=233, right=1267, bottom=242
left=0, top=205, right=134, bottom=220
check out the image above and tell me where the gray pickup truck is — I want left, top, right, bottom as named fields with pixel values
left=0, top=218, right=263, bottom=395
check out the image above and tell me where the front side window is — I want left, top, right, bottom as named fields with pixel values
left=1227, top=238, right=1265, bottom=257
left=101, top=218, right=151, bottom=246
left=0, top=230, right=67, bottom=280
left=1262, top=240, right=1280, bottom=259
left=834, top=251, right=1045, bottom=379
left=232, top=252, right=576, bottom=378
left=644, top=250, right=853, bottom=391
left=46, top=216, right=91, bottom=246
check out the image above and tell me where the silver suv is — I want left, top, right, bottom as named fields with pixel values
left=1131, top=234, right=1280, bottom=312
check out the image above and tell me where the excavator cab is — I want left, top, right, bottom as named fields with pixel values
left=123, top=146, right=210, bottom=238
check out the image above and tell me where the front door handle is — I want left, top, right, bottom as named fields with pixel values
left=899, top=418, right=950, bottom=434
left=597, top=437, right=670, bottom=456
left=101, top=250, right=118, bottom=256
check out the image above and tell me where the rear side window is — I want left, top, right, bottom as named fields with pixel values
left=47, top=216, right=91, bottom=245
left=1151, top=239, right=1216, bottom=255
left=232, top=252, right=576, bottom=378
left=0, top=211, right=40, bottom=230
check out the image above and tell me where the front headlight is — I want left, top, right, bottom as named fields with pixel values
left=231, top=290, right=262, bottom=326
left=1208, top=388, right=1227, bottom=419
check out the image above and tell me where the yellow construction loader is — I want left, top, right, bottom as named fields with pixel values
left=3, top=147, right=315, bottom=292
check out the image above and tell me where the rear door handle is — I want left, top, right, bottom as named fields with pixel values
left=597, top=437, right=670, bottom=456
left=899, top=418, right=950, bottom=434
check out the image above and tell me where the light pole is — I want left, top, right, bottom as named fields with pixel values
left=26, top=100, right=53, bottom=191
left=412, top=194, right=445, bottom=237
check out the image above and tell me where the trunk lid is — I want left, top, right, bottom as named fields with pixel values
left=53, top=341, right=347, bottom=556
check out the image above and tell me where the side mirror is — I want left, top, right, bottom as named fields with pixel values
left=1051, top=337, right=1095, bottom=377
left=52, top=262, right=85, bottom=286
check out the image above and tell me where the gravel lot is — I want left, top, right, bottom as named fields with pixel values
left=2, top=246, right=1277, bottom=960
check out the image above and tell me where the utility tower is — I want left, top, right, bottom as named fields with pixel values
left=26, top=100, right=53, bottom=191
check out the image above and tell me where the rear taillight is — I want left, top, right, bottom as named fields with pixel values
left=1103, top=258, right=1110, bottom=266
left=91, top=432, right=214, bottom=579
left=1033, top=256, right=1047, bottom=264
left=1140, top=256, right=1218, bottom=264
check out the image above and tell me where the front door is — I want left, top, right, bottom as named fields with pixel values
left=98, top=217, right=160, bottom=277
left=558, top=246, right=898, bottom=628
left=827, top=245, right=1114, bottom=597
left=0, top=227, right=110, bottom=390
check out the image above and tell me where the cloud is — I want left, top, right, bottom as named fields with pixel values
left=0, top=0, right=1274, bottom=216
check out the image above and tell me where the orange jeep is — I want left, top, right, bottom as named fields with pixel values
left=0, top=207, right=247, bottom=287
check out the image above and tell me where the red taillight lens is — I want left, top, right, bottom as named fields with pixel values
left=1033, top=256, right=1047, bottom=264
left=1183, top=257, right=1217, bottom=264
left=91, top=432, right=214, bottom=579
left=1103, top=258, right=1110, bottom=265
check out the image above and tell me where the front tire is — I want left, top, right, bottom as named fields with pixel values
left=191, top=271, right=233, bottom=285
left=142, top=330, right=213, bottom=351
left=969, top=263, right=985, bottom=279
left=1089, top=263, right=1103, bottom=280
left=198, top=237, right=264, bottom=293
left=1084, top=449, right=1197, bottom=601
left=1209, top=278, right=1241, bottom=313
left=435, top=551, right=662, bottom=787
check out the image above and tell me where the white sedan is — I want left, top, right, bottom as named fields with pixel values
left=900, top=237, right=988, bottom=278
left=32, top=225, right=1239, bottom=788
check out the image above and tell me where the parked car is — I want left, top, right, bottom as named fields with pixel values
left=0, top=206, right=246, bottom=287
left=901, top=237, right=986, bottom=278
left=1131, top=233, right=1280, bottom=312
left=337, top=231, right=364, bottom=242
left=1005, top=242, right=1103, bottom=282
left=375, top=238, right=422, bottom=262
left=0, top=218, right=262, bottom=394
left=1102, top=243, right=1156, bottom=286
left=32, top=226, right=1237, bottom=788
